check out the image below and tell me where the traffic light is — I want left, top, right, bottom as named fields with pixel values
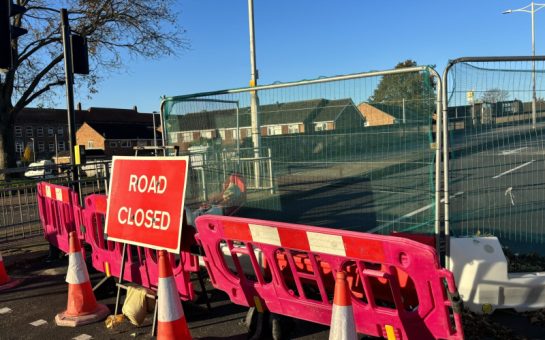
left=0, top=0, right=27, bottom=71
left=70, top=34, right=89, bottom=75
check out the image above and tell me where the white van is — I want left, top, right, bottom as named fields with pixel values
left=24, top=160, right=54, bottom=179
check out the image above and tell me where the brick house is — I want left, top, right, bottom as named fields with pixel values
left=76, top=122, right=159, bottom=156
left=358, top=102, right=431, bottom=127
left=12, top=106, right=159, bottom=161
left=168, top=98, right=365, bottom=148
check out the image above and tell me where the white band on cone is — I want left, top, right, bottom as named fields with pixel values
left=0, top=253, right=3, bottom=262
left=66, top=252, right=90, bottom=284
left=329, top=304, right=357, bottom=340
left=158, top=276, right=184, bottom=322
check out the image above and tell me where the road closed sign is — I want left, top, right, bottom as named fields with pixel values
left=104, top=156, right=189, bottom=253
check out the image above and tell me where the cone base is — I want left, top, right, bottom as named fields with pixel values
left=0, top=278, right=24, bottom=292
left=55, top=303, right=110, bottom=327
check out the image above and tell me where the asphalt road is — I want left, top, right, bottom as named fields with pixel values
left=0, top=241, right=332, bottom=340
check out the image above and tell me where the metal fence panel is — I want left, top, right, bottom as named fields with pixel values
left=163, top=67, right=439, bottom=235
left=0, top=161, right=111, bottom=241
left=444, top=57, right=545, bottom=251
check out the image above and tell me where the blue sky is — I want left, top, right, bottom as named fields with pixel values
left=73, top=1, right=545, bottom=113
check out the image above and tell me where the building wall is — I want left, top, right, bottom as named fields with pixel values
left=13, top=123, right=68, bottom=161
left=334, top=106, right=366, bottom=130
left=358, top=103, right=396, bottom=127
left=76, top=123, right=106, bottom=150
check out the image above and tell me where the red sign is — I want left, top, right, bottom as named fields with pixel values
left=104, top=156, right=189, bottom=253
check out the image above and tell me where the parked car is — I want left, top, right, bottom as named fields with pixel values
left=24, top=160, right=54, bottom=179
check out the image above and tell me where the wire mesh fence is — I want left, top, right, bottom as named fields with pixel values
left=163, top=67, right=439, bottom=235
left=445, top=58, right=545, bottom=250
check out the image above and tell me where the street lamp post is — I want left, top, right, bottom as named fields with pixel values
left=30, top=137, right=36, bottom=162
left=503, top=1, right=545, bottom=129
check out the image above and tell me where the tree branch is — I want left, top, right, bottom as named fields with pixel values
left=13, top=54, right=63, bottom=113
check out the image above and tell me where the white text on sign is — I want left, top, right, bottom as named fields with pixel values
left=118, top=174, right=171, bottom=230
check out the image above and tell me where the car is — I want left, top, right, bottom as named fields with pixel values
left=24, top=160, right=54, bottom=179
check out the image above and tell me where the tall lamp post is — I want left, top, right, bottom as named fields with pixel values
left=503, top=1, right=545, bottom=129
left=30, top=137, right=36, bottom=162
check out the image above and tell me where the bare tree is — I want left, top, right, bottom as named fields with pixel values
left=0, top=0, right=188, bottom=169
left=480, top=88, right=510, bottom=104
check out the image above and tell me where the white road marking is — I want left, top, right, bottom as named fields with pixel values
left=367, top=192, right=464, bottom=233
left=73, top=335, right=93, bottom=340
left=492, top=160, right=535, bottom=179
left=29, top=319, right=47, bottom=326
left=0, top=307, right=12, bottom=314
left=505, top=187, right=515, bottom=206
left=500, top=147, right=528, bottom=155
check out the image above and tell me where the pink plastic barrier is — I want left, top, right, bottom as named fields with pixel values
left=37, top=182, right=78, bottom=253
left=195, top=215, right=464, bottom=340
left=83, top=194, right=198, bottom=300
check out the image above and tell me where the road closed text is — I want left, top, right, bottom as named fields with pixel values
left=116, top=174, right=171, bottom=230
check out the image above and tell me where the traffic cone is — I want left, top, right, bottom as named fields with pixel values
left=0, top=251, right=23, bottom=292
left=157, top=250, right=192, bottom=340
left=329, top=271, right=357, bottom=340
left=55, top=232, right=110, bottom=327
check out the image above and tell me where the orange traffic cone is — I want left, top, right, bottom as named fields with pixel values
left=329, top=271, right=357, bottom=340
left=55, top=232, right=110, bottom=327
left=157, top=250, right=192, bottom=339
left=0, top=251, right=23, bottom=292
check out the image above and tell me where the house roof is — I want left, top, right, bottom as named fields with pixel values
left=15, top=107, right=159, bottom=126
left=313, top=99, right=356, bottom=122
left=171, top=98, right=360, bottom=131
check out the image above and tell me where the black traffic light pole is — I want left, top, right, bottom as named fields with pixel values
left=60, top=9, right=80, bottom=196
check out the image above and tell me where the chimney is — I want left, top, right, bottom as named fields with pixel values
left=77, top=102, right=82, bottom=111
left=133, top=105, right=138, bottom=112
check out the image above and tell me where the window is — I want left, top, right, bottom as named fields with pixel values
left=228, top=129, right=239, bottom=140
left=182, top=132, right=193, bottom=142
left=25, top=127, right=33, bottom=137
left=315, top=122, right=327, bottom=131
left=87, top=140, right=95, bottom=149
left=169, top=132, right=178, bottom=143
left=57, top=127, right=64, bottom=136
left=15, top=141, right=24, bottom=153
left=58, top=141, right=65, bottom=151
left=288, top=124, right=299, bottom=134
left=202, top=130, right=213, bottom=139
left=38, top=141, right=45, bottom=152
left=218, top=129, right=226, bottom=140
left=266, top=125, right=282, bottom=135
left=15, top=126, right=22, bottom=137
left=47, top=127, right=54, bottom=137
left=49, top=143, right=55, bottom=152
left=109, top=141, right=118, bottom=148
left=37, top=127, right=44, bottom=137
left=120, top=140, right=132, bottom=148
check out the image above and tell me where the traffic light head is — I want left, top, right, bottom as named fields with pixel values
left=0, top=0, right=27, bottom=72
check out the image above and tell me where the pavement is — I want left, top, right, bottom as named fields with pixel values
left=0, top=236, right=332, bottom=340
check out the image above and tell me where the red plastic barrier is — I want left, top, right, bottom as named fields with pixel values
left=195, top=215, right=464, bottom=340
left=37, top=182, right=78, bottom=253
left=82, top=194, right=198, bottom=300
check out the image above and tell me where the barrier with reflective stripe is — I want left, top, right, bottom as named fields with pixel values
left=195, top=215, right=464, bottom=340
left=83, top=194, right=198, bottom=300
left=37, top=182, right=78, bottom=253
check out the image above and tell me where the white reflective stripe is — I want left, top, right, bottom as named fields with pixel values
left=249, top=224, right=281, bottom=246
left=307, top=232, right=346, bottom=256
left=0, top=253, right=3, bottom=261
left=55, top=188, right=63, bottom=202
left=158, top=276, right=184, bottom=322
left=66, top=252, right=90, bottom=284
left=45, top=185, right=52, bottom=198
left=329, top=305, right=357, bottom=340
